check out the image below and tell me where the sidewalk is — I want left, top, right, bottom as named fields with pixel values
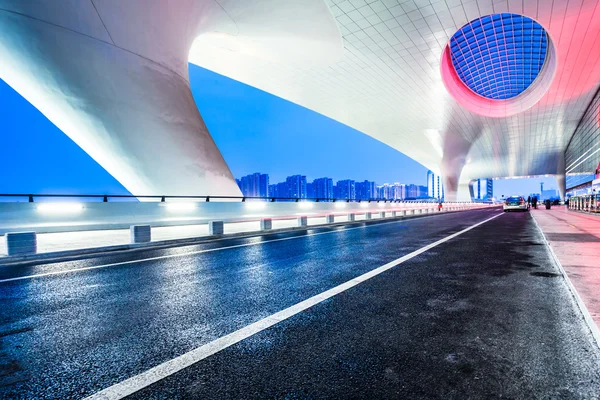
left=532, top=206, right=600, bottom=329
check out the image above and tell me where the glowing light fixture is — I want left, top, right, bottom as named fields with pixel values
left=335, top=203, right=347, bottom=209
left=164, top=202, right=196, bottom=212
left=298, top=202, right=314, bottom=209
left=245, top=202, right=267, bottom=210
left=37, top=203, right=84, bottom=214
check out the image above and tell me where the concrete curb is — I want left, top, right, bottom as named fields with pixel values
left=0, top=207, right=497, bottom=268
left=531, top=213, right=600, bottom=350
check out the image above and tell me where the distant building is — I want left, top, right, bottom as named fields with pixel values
left=238, top=173, right=269, bottom=197
left=486, top=179, right=493, bottom=199
left=475, top=179, right=493, bottom=200
left=376, top=183, right=396, bottom=200
left=427, top=170, right=444, bottom=200
left=393, top=182, right=405, bottom=200
left=542, top=189, right=559, bottom=200
left=286, top=175, right=307, bottom=199
left=274, top=182, right=289, bottom=198
left=355, top=180, right=376, bottom=200
left=336, top=180, right=356, bottom=200
left=306, top=182, right=314, bottom=199
left=312, top=177, right=334, bottom=200
left=405, top=184, right=419, bottom=199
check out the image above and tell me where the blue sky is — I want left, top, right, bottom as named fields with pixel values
left=493, top=177, right=557, bottom=199
left=0, top=63, right=555, bottom=196
left=190, top=65, right=427, bottom=185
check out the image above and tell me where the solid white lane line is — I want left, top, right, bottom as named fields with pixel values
left=1, top=210, right=488, bottom=283
left=85, top=212, right=504, bottom=400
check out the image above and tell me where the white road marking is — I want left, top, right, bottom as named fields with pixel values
left=0, top=210, right=488, bottom=283
left=85, top=212, right=504, bottom=400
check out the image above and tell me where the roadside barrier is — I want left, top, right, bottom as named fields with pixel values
left=2, top=202, right=496, bottom=256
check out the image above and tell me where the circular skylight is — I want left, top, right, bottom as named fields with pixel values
left=449, top=13, right=548, bottom=100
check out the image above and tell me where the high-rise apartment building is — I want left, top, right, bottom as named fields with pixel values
left=406, top=184, right=419, bottom=199
left=312, top=177, right=334, bottom=200
left=474, top=179, right=494, bottom=200
left=486, top=179, right=493, bottom=199
left=355, top=180, right=376, bottom=200
left=286, top=175, right=307, bottom=199
left=427, top=170, right=444, bottom=200
left=336, top=180, right=356, bottom=200
left=238, top=173, right=269, bottom=197
left=306, top=183, right=314, bottom=199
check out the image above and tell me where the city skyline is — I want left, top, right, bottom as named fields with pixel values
left=236, top=171, right=431, bottom=200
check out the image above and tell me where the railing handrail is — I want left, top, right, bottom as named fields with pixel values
left=0, top=193, right=483, bottom=204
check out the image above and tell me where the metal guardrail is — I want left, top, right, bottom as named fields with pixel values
left=568, top=194, right=600, bottom=213
left=0, top=193, right=480, bottom=204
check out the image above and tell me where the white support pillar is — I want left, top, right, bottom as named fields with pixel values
left=5, top=232, right=37, bottom=256
left=261, top=218, right=272, bottom=230
left=348, top=213, right=355, bottom=222
left=297, top=216, right=308, bottom=227
left=326, top=214, right=335, bottom=224
left=209, top=221, right=224, bottom=235
left=130, top=225, right=151, bottom=243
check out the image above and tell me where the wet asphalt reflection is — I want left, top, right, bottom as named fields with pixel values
left=1, top=208, right=599, bottom=399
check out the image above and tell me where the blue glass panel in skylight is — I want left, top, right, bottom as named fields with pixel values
left=449, top=13, right=548, bottom=100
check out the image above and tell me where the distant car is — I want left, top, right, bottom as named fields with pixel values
left=504, top=196, right=529, bottom=212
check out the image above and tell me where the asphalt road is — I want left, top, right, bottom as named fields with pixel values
left=1, top=208, right=599, bottom=399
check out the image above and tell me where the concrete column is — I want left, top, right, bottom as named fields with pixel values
left=379, top=211, right=386, bottom=218
left=326, top=214, right=335, bottom=224
left=5, top=232, right=37, bottom=256
left=348, top=213, right=355, bottom=222
left=0, top=3, right=242, bottom=197
left=261, top=218, right=272, bottom=230
left=297, top=216, right=308, bottom=227
left=365, top=212, right=372, bottom=220
left=130, top=225, right=151, bottom=243
left=209, top=220, right=224, bottom=235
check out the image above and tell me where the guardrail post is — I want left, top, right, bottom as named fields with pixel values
left=261, top=218, right=272, bottom=230
left=348, top=213, right=355, bottom=222
left=209, top=221, right=224, bottom=235
left=326, top=214, right=335, bottom=224
left=297, top=216, right=308, bottom=227
left=365, top=212, right=372, bottom=220
left=5, top=232, right=37, bottom=256
left=130, top=225, right=151, bottom=243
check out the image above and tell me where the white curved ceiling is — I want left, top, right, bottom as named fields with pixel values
left=189, top=0, right=600, bottom=194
